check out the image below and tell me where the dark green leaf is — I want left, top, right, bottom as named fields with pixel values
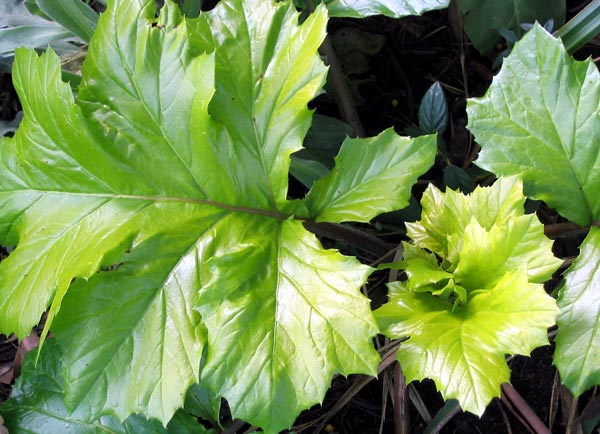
left=25, top=0, right=98, bottom=42
left=0, top=340, right=214, bottom=434
left=418, top=81, right=448, bottom=134
left=443, top=164, right=475, bottom=193
left=458, top=0, right=565, bottom=53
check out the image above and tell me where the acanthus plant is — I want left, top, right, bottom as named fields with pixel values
left=0, top=1, right=598, bottom=434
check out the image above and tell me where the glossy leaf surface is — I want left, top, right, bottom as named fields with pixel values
left=306, top=128, right=436, bottom=223
left=467, top=24, right=600, bottom=226
left=375, top=177, right=560, bottom=414
left=0, top=0, right=436, bottom=431
left=325, top=0, right=450, bottom=18
left=555, top=227, right=600, bottom=396
left=418, top=81, right=448, bottom=134
left=0, top=340, right=213, bottom=434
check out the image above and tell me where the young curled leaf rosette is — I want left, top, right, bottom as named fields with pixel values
left=374, top=176, right=562, bottom=415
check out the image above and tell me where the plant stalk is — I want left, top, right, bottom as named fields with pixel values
left=501, top=383, right=551, bottom=434
left=303, top=220, right=394, bottom=257
left=393, top=362, right=410, bottom=434
left=304, top=0, right=366, bottom=137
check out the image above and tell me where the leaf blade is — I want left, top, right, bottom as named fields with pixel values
left=467, top=24, right=600, bottom=226
left=555, top=226, right=600, bottom=396
left=306, top=129, right=436, bottom=223
left=197, top=218, right=379, bottom=433
left=326, top=0, right=450, bottom=18
left=376, top=177, right=560, bottom=414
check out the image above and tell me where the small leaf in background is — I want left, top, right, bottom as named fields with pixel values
left=175, top=0, right=202, bottom=17
left=24, top=0, right=98, bottom=43
left=458, top=0, right=565, bottom=53
left=290, top=155, right=331, bottom=188
left=306, top=128, right=436, bottom=223
left=375, top=177, right=561, bottom=414
left=0, top=111, right=23, bottom=136
left=554, top=227, right=600, bottom=397
left=290, top=114, right=354, bottom=187
left=301, top=114, right=354, bottom=169
left=443, top=164, right=475, bottom=193
left=0, top=0, right=83, bottom=71
left=184, top=384, right=221, bottom=425
left=467, top=23, right=600, bottom=226
left=418, top=81, right=448, bottom=134
left=325, top=0, right=451, bottom=18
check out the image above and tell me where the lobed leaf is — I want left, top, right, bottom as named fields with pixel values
left=375, top=177, right=560, bottom=414
left=467, top=23, right=600, bottom=226
left=0, top=0, right=438, bottom=430
left=0, top=340, right=214, bottom=434
left=555, top=227, right=600, bottom=396
left=377, top=271, right=558, bottom=415
left=306, top=129, right=436, bottom=223
left=325, top=0, right=450, bottom=18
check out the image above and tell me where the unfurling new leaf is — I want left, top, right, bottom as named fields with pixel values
left=375, top=177, right=561, bottom=415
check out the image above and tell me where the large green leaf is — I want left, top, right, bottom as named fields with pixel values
left=458, top=0, right=565, bottom=53
left=0, top=0, right=438, bottom=431
left=0, top=340, right=214, bottom=434
left=324, top=0, right=450, bottom=18
left=374, top=177, right=560, bottom=414
left=467, top=24, right=600, bottom=226
left=555, top=226, right=600, bottom=396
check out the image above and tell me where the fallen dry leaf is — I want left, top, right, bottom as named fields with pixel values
left=12, top=333, right=39, bottom=379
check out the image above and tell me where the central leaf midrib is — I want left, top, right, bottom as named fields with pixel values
left=13, top=189, right=290, bottom=220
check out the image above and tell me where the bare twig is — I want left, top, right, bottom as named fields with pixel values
left=544, top=222, right=586, bottom=238
left=393, top=362, right=410, bottom=434
left=303, top=220, right=395, bottom=257
left=501, top=383, right=552, bottom=434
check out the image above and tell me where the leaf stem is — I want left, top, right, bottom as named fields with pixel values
left=221, top=419, right=248, bottom=434
left=304, top=0, right=366, bottom=137
left=544, top=222, right=586, bottom=238
left=303, top=220, right=395, bottom=257
left=501, top=383, right=551, bottom=434
left=393, top=362, right=410, bottom=434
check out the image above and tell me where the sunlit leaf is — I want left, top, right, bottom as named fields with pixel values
left=375, top=177, right=560, bottom=414
left=0, top=0, right=437, bottom=431
left=467, top=24, right=600, bottom=226
left=555, top=227, right=600, bottom=396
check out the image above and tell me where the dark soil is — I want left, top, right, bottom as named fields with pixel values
left=1, top=1, right=599, bottom=433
